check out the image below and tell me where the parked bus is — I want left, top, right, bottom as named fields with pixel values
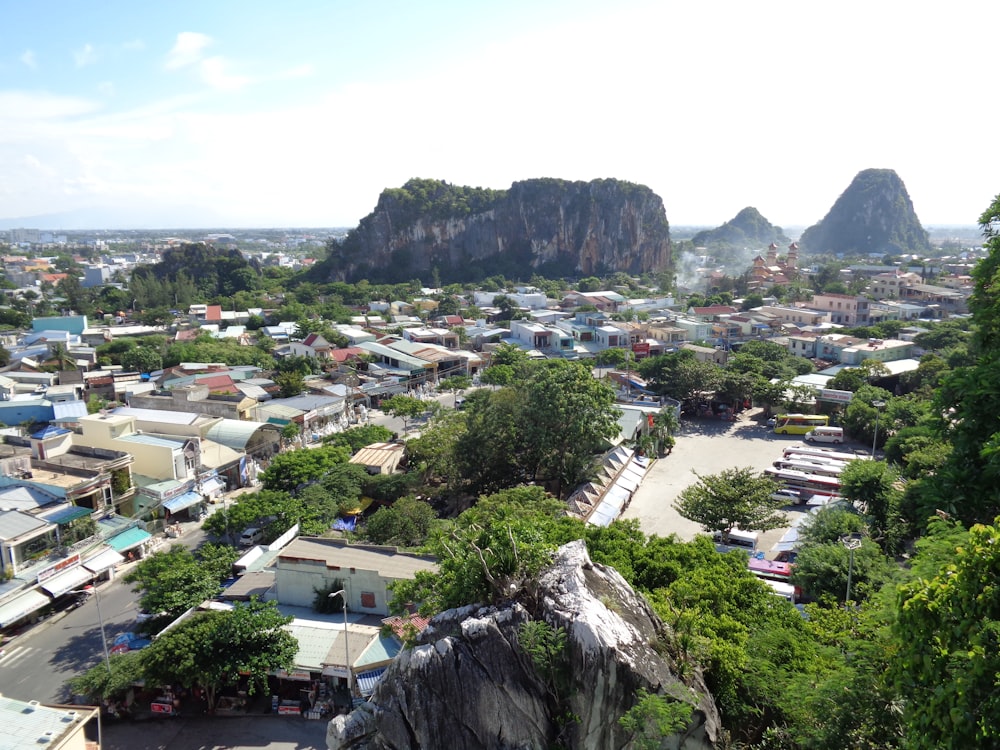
left=782, top=445, right=869, bottom=464
left=772, top=459, right=845, bottom=478
left=761, top=578, right=797, bottom=601
left=748, top=558, right=800, bottom=601
left=772, top=414, right=830, bottom=435
left=764, top=467, right=842, bottom=498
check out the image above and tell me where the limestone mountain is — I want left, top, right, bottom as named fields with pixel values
left=326, top=540, right=719, bottom=750
left=799, top=168, right=931, bottom=255
left=315, top=178, right=672, bottom=283
left=691, top=207, right=790, bottom=249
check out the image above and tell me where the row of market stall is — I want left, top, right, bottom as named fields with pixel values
left=0, top=525, right=150, bottom=635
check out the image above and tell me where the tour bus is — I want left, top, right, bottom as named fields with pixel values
left=780, top=454, right=852, bottom=472
left=782, top=445, right=868, bottom=464
left=764, top=467, right=842, bottom=499
left=760, top=578, right=797, bottom=602
left=772, top=459, right=845, bottom=478
left=772, top=414, right=830, bottom=435
left=748, top=558, right=800, bottom=601
left=712, top=527, right=759, bottom=553
left=804, top=425, right=845, bottom=444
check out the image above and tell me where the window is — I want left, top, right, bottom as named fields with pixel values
left=361, top=592, right=376, bottom=609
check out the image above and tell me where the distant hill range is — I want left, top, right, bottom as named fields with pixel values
left=314, top=178, right=672, bottom=284
left=799, top=168, right=932, bottom=255
left=0, top=205, right=228, bottom=231
left=691, top=207, right=790, bottom=249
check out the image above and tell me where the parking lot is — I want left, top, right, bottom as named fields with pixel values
left=621, top=410, right=869, bottom=557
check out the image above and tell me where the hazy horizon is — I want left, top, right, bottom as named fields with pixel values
left=3, top=2, right=997, bottom=231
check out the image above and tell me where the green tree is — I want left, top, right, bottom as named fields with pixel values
left=381, top=394, right=427, bottom=433
left=673, top=467, right=787, bottom=543
left=123, top=544, right=237, bottom=618
left=120, top=346, right=162, bottom=374
left=391, top=486, right=567, bottom=615
left=359, top=495, right=437, bottom=547
left=519, top=359, right=620, bottom=496
left=323, top=424, right=394, bottom=452
left=790, top=539, right=891, bottom=603
left=274, top=370, right=305, bottom=398
left=891, top=518, right=1000, bottom=748
left=142, top=600, right=297, bottom=711
left=436, top=374, right=472, bottom=407
left=67, top=650, right=148, bottom=705
left=259, top=444, right=350, bottom=493
left=839, top=459, right=905, bottom=553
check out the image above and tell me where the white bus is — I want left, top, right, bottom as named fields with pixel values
left=764, top=467, right=842, bottom=498
left=772, top=459, right=845, bottom=478
left=782, top=445, right=869, bottom=464
left=761, top=578, right=796, bottom=601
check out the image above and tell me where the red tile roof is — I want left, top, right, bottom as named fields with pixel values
left=329, top=347, right=366, bottom=363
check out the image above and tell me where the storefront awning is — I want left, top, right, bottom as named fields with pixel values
left=200, top=477, right=225, bottom=495
left=39, top=565, right=92, bottom=598
left=355, top=667, right=387, bottom=696
left=0, top=588, right=50, bottom=627
left=163, top=491, right=202, bottom=513
left=108, top=527, right=152, bottom=553
left=83, top=547, right=125, bottom=574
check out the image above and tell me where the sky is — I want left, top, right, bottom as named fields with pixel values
left=1, top=0, right=996, bottom=230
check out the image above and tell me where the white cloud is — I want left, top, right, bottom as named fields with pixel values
left=0, top=91, right=100, bottom=121
left=198, top=56, right=249, bottom=91
left=164, top=32, right=212, bottom=70
left=97, top=81, right=115, bottom=97
left=20, top=50, right=37, bottom=69
left=122, top=39, right=145, bottom=52
left=74, top=43, right=98, bottom=67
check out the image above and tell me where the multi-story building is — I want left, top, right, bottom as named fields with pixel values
left=807, top=293, right=870, bottom=326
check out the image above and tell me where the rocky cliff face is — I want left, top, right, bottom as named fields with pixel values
left=319, top=178, right=672, bottom=283
left=326, top=540, right=720, bottom=750
left=692, top=207, right=790, bottom=249
left=799, top=168, right=931, bottom=255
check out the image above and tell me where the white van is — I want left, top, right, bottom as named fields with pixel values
left=804, top=426, right=844, bottom=444
left=239, top=527, right=264, bottom=547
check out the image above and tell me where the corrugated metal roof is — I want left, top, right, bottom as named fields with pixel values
left=0, top=485, right=62, bottom=512
left=278, top=537, right=437, bottom=580
left=205, top=419, right=274, bottom=451
left=0, top=510, right=52, bottom=541
left=119, top=433, right=185, bottom=449
left=113, top=405, right=203, bottom=425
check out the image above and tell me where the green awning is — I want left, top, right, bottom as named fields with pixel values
left=108, top=527, right=152, bottom=553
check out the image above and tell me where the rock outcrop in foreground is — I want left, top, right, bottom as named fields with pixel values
left=327, top=540, right=720, bottom=750
left=319, top=178, right=672, bottom=283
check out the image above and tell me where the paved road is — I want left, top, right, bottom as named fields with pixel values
left=101, top=714, right=328, bottom=750
left=622, top=410, right=868, bottom=556
left=0, top=507, right=218, bottom=703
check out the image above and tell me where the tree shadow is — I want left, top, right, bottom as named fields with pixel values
left=49, top=621, right=110, bottom=674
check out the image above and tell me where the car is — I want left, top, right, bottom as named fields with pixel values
left=766, top=416, right=777, bottom=428
left=771, top=488, right=803, bottom=504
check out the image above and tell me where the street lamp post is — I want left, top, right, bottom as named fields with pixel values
left=841, top=533, right=864, bottom=605
left=328, top=590, right=352, bottom=697
left=871, top=400, right=886, bottom=457
left=75, top=584, right=112, bottom=675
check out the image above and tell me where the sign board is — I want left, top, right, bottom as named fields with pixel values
left=37, top=553, right=81, bottom=584
left=818, top=389, right=854, bottom=404
left=631, top=342, right=650, bottom=358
